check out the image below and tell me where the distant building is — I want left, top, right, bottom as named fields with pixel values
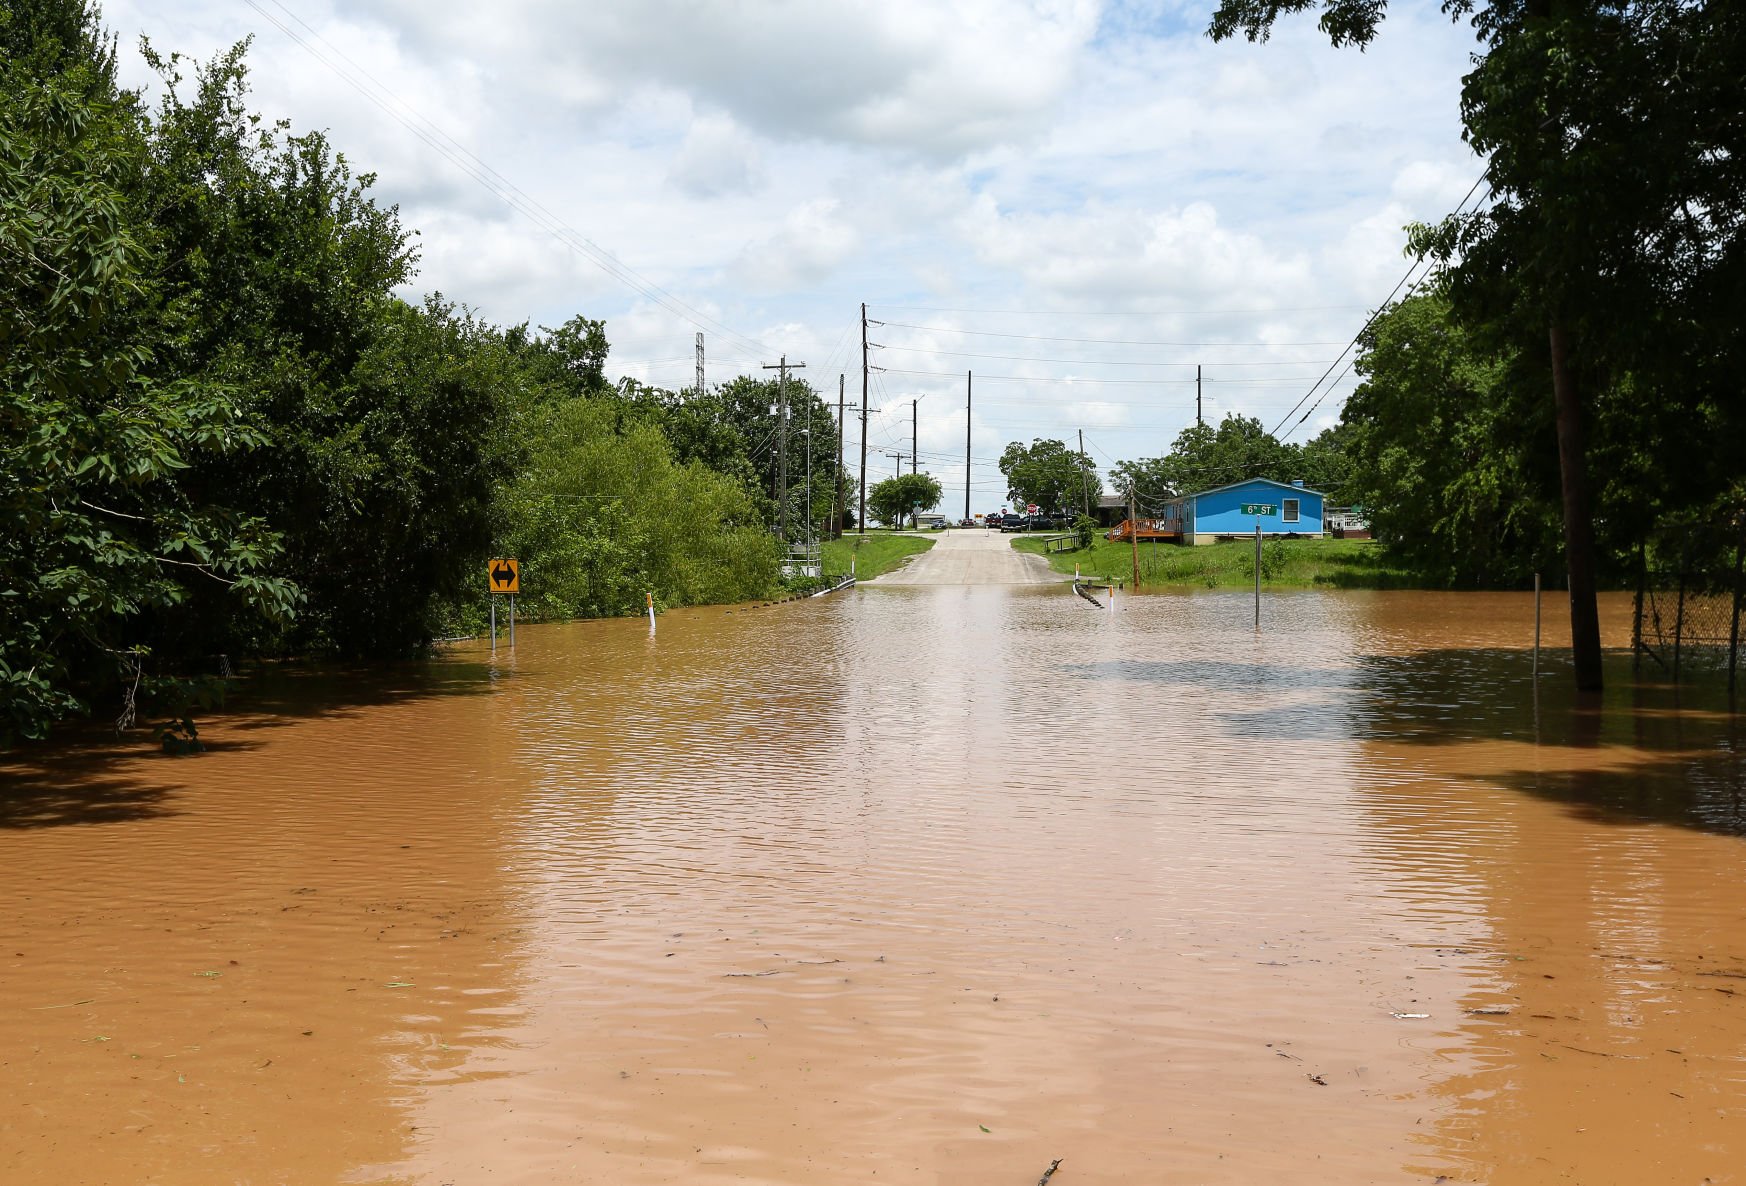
left=1157, top=477, right=1326, bottom=546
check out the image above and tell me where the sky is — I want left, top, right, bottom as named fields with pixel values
left=104, top=0, right=1483, bottom=513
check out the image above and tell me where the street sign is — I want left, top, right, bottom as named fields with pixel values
left=1026, top=503, right=1039, bottom=514
left=487, top=557, right=520, bottom=593
left=1240, top=503, right=1277, bottom=516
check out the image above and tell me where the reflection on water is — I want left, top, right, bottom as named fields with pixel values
left=2, top=587, right=1743, bottom=1184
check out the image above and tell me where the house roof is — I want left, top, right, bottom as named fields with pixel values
left=1189, top=476, right=1325, bottom=500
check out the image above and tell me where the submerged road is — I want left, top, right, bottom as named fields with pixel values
left=864, top=527, right=1061, bottom=585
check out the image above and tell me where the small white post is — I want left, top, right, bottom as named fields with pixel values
left=647, top=591, right=656, bottom=633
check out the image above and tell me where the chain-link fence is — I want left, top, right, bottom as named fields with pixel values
left=1632, top=519, right=1744, bottom=688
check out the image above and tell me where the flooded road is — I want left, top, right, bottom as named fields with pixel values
left=3, top=587, right=1744, bottom=1185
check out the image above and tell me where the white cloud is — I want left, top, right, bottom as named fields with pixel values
left=668, top=113, right=764, bottom=199
left=100, top=0, right=1483, bottom=499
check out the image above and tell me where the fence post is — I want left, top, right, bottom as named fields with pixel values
left=1730, top=529, right=1743, bottom=701
left=1673, top=569, right=1687, bottom=683
left=1632, top=535, right=1646, bottom=674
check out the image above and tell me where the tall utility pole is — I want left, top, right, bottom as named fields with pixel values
left=859, top=303, right=869, bottom=536
left=695, top=332, right=705, bottom=399
left=1129, top=484, right=1140, bottom=590
left=1196, top=364, right=1202, bottom=427
left=911, top=398, right=919, bottom=479
left=964, top=371, right=972, bottom=521
left=883, top=451, right=907, bottom=478
left=834, top=375, right=846, bottom=538
left=1078, top=428, right=1091, bottom=517
left=762, top=355, right=805, bottom=542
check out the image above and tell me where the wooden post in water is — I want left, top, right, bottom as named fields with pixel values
left=1730, top=532, right=1743, bottom=700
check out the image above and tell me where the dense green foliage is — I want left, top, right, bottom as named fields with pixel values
left=867, top=471, right=943, bottom=528
left=997, top=438, right=1099, bottom=515
left=1, top=1, right=817, bottom=743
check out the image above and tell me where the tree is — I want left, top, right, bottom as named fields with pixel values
left=1114, top=415, right=1302, bottom=509
left=998, top=438, right=1099, bottom=515
left=868, top=472, right=943, bottom=529
left=1206, top=0, right=1746, bottom=689
left=1, top=1, right=294, bottom=742
left=1296, top=423, right=1354, bottom=503
left=1343, top=294, right=1558, bottom=585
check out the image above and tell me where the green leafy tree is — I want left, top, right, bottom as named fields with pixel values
left=495, top=396, right=778, bottom=619
left=1, top=1, right=295, bottom=741
left=1115, top=415, right=1302, bottom=508
left=998, top=438, right=1099, bottom=515
left=1296, top=424, right=1354, bottom=502
left=868, top=472, right=944, bottom=528
left=1343, top=294, right=1558, bottom=585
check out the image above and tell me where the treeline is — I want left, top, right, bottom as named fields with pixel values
left=1, top=0, right=831, bottom=744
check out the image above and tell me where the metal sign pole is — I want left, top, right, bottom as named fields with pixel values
left=1254, top=520, right=1262, bottom=632
left=490, top=596, right=497, bottom=651
left=509, top=594, right=515, bottom=647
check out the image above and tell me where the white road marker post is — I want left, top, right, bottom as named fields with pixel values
left=647, top=591, right=656, bottom=633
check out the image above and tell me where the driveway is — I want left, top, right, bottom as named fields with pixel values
left=865, top=529, right=1062, bottom=586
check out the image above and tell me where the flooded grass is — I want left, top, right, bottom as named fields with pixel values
left=1015, top=533, right=1422, bottom=587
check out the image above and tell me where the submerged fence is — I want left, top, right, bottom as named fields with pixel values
left=1632, top=518, right=1744, bottom=690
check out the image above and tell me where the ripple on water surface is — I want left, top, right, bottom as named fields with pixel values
left=3, top=586, right=1744, bottom=1185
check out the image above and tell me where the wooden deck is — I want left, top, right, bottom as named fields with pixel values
left=1105, top=518, right=1182, bottom=543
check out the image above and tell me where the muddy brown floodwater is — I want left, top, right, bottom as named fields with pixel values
left=3, top=588, right=1744, bottom=1185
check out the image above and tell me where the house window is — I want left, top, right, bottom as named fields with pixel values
left=1283, top=498, right=1299, bottom=523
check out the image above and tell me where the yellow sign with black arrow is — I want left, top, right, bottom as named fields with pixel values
left=487, top=557, right=520, bottom=594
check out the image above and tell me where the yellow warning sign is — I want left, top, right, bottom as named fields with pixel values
left=487, top=558, right=519, bottom=593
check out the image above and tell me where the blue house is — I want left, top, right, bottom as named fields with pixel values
left=1159, top=477, right=1325, bottom=545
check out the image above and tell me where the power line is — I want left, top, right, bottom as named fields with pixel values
left=875, top=345, right=1339, bottom=368
left=872, top=320, right=1345, bottom=348
left=1268, top=166, right=1493, bottom=439
left=868, top=303, right=1370, bottom=316
left=882, top=368, right=1326, bottom=388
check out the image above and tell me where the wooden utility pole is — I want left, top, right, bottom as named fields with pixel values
left=1129, top=484, right=1140, bottom=589
left=834, top=374, right=846, bottom=538
left=1196, top=364, right=1202, bottom=426
left=859, top=303, right=869, bottom=536
left=1078, top=428, right=1091, bottom=517
left=964, top=371, right=972, bottom=521
left=762, top=355, right=805, bottom=542
left=911, top=398, right=919, bottom=479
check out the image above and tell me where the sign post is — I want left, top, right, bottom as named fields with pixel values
left=488, top=558, right=520, bottom=650
left=1239, top=505, right=1276, bottom=632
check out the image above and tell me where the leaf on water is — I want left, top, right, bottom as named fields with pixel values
left=384, top=981, right=413, bottom=988
left=195, top=970, right=221, bottom=978
left=979, top=1125, right=991, bottom=1133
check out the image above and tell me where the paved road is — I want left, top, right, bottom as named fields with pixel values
left=866, top=528, right=1062, bottom=586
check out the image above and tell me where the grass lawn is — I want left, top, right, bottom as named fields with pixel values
left=1011, top=534, right=1421, bottom=589
left=821, top=532, right=935, bottom=580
